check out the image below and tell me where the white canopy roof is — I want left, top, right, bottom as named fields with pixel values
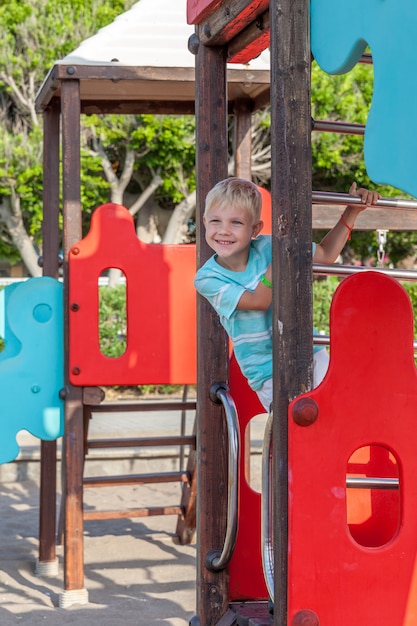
left=61, top=0, right=270, bottom=70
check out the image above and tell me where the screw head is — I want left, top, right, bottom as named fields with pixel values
left=292, top=609, right=320, bottom=625
left=292, top=397, right=319, bottom=426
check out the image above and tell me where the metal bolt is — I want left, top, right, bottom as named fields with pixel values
left=292, top=609, right=320, bottom=626
left=72, top=366, right=81, bottom=376
left=66, top=66, right=75, bottom=75
left=31, top=385, right=41, bottom=394
left=188, top=33, right=199, bottom=55
left=292, top=397, right=319, bottom=426
left=71, top=303, right=80, bottom=312
left=202, top=24, right=211, bottom=38
left=71, top=246, right=80, bottom=255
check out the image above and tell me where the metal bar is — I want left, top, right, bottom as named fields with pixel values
left=314, top=333, right=417, bottom=354
left=360, top=52, right=373, bottom=64
left=312, top=119, right=365, bottom=136
left=313, top=263, right=417, bottom=281
left=347, top=477, right=399, bottom=490
left=313, top=191, right=417, bottom=212
left=205, top=384, right=240, bottom=572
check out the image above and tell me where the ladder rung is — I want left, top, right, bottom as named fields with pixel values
left=86, top=401, right=196, bottom=412
left=83, top=506, right=183, bottom=520
left=87, top=435, right=195, bottom=449
left=83, top=471, right=190, bottom=488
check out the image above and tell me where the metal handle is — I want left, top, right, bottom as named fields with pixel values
left=205, top=383, right=240, bottom=571
left=261, top=410, right=274, bottom=602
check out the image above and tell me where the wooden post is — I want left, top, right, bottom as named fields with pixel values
left=270, top=0, right=312, bottom=624
left=194, top=39, right=230, bottom=625
left=234, top=98, right=252, bottom=180
left=60, top=78, right=88, bottom=606
left=38, top=98, right=60, bottom=575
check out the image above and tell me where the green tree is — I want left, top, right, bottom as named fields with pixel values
left=0, top=0, right=135, bottom=274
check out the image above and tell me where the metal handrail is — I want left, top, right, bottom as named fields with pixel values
left=313, top=263, right=417, bottom=352
left=313, top=190, right=417, bottom=212
left=261, top=410, right=274, bottom=602
left=205, top=383, right=240, bottom=571
left=313, top=262, right=417, bottom=281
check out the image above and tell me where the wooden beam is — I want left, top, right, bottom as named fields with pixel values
left=270, top=1, right=311, bottom=623
left=61, top=79, right=85, bottom=595
left=194, top=40, right=230, bottom=625
left=313, top=205, right=417, bottom=231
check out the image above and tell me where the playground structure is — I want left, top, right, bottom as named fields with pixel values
left=0, top=0, right=415, bottom=624
left=186, top=1, right=417, bottom=626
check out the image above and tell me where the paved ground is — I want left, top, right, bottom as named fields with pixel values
left=0, top=479, right=197, bottom=625
left=0, top=399, right=267, bottom=625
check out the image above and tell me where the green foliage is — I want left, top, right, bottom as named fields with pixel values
left=98, top=284, right=127, bottom=359
left=83, top=113, right=197, bottom=208
left=0, top=0, right=135, bottom=264
left=131, top=114, right=196, bottom=204
left=313, top=276, right=340, bottom=334
left=314, top=278, right=417, bottom=343
left=98, top=283, right=182, bottom=396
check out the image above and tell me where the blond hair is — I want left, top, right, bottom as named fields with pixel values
left=204, top=177, right=262, bottom=223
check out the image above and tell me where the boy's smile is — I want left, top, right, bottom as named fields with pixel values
left=203, top=204, right=263, bottom=271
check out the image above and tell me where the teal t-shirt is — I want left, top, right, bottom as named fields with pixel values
left=195, top=235, right=272, bottom=391
left=194, top=236, right=322, bottom=391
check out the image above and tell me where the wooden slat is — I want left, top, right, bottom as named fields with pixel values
left=87, top=435, right=196, bottom=449
left=86, top=400, right=196, bottom=412
left=313, top=205, right=417, bottom=231
left=83, top=471, right=191, bottom=488
left=84, top=506, right=183, bottom=521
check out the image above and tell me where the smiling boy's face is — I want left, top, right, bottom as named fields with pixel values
left=203, top=203, right=263, bottom=271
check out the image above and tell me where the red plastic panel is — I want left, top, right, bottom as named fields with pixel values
left=69, top=203, right=196, bottom=386
left=258, top=187, right=271, bottom=235
left=226, top=189, right=269, bottom=599
left=228, top=353, right=268, bottom=601
left=288, top=271, right=417, bottom=625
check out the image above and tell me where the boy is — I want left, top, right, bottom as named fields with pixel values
left=194, top=177, right=380, bottom=412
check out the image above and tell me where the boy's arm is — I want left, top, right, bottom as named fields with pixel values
left=237, top=264, right=272, bottom=310
left=313, top=183, right=381, bottom=264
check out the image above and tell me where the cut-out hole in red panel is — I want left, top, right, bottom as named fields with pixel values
left=244, top=412, right=268, bottom=493
left=98, top=270, right=127, bottom=359
left=347, top=444, right=400, bottom=548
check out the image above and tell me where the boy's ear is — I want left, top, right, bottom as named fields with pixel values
left=252, top=220, right=264, bottom=237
